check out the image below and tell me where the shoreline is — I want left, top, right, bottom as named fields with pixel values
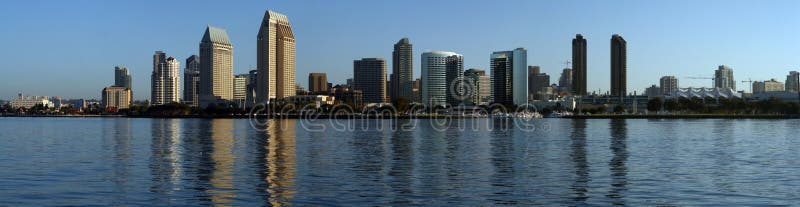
left=2, top=114, right=799, bottom=119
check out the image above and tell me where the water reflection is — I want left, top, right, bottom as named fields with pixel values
left=489, top=119, right=517, bottom=205
left=570, top=119, right=590, bottom=203
left=208, top=119, right=236, bottom=205
left=260, top=120, right=297, bottom=207
left=388, top=120, right=414, bottom=205
left=109, top=119, right=132, bottom=205
left=149, top=119, right=183, bottom=202
left=607, top=119, right=628, bottom=205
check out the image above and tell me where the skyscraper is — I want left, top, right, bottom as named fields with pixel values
left=786, top=71, right=800, bottom=92
left=660, top=76, right=678, bottom=95
left=114, top=66, right=132, bottom=89
left=354, top=58, right=387, bottom=104
left=421, top=51, right=463, bottom=107
left=714, top=65, right=735, bottom=90
left=528, top=66, right=551, bottom=100
left=151, top=52, right=180, bottom=105
left=464, top=69, right=491, bottom=105
left=572, top=34, right=587, bottom=95
left=199, top=26, right=234, bottom=107
left=491, top=48, right=527, bottom=106
left=245, top=70, right=257, bottom=108
left=391, top=38, right=413, bottom=102
left=308, top=73, right=328, bottom=93
left=183, top=55, right=200, bottom=107
left=559, top=68, right=573, bottom=90
left=233, top=74, right=249, bottom=107
left=610, top=34, right=627, bottom=97
left=257, top=10, right=296, bottom=104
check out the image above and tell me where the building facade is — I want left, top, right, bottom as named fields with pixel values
left=199, top=26, right=234, bottom=107
left=785, top=71, right=799, bottom=92
left=421, top=51, right=464, bottom=107
left=610, top=34, right=627, bottom=97
left=660, top=76, right=679, bottom=96
left=257, top=10, right=296, bottom=103
left=391, top=38, right=413, bottom=102
left=10, top=93, right=54, bottom=109
left=233, top=74, right=249, bottom=107
left=151, top=52, right=180, bottom=105
left=354, top=58, right=387, bottom=104
left=491, top=48, right=527, bottom=106
left=102, top=86, right=132, bottom=110
left=308, top=73, right=328, bottom=93
left=114, top=66, right=132, bottom=89
left=558, top=68, right=573, bottom=92
left=753, top=79, right=784, bottom=94
left=464, top=68, right=491, bottom=105
left=714, top=65, right=736, bottom=90
left=183, top=55, right=200, bottom=107
left=572, top=34, right=587, bottom=95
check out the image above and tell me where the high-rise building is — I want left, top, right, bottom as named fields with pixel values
left=114, top=66, right=132, bottom=89
left=353, top=58, right=387, bottom=104
left=257, top=10, right=296, bottom=103
left=199, top=26, right=234, bottom=107
left=491, top=48, right=527, bottom=106
left=753, top=79, right=784, bottom=94
left=464, top=69, right=491, bottom=105
left=308, top=73, right=328, bottom=93
left=421, top=51, right=464, bottom=107
left=528, top=66, right=551, bottom=100
left=245, top=70, right=257, bottom=108
left=412, top=78, right=421, bottom=103
left=785, top=71, right=799, bottom=92
left=233, top=74, right=249, bottom=107
left=183, top=55, right=200, bottom=107
left=572, top=34, right=587, bottom=95
left=660, top=76, right=679, bottom=95
left=558, top=68, right=573, bottom=90
left=610, top=34, right=627, bottom=97
left=102, top=86, right=132, bottom=110
left=714, top=65, right=735, bottom=90
left=391, top=38, right=413, bottom=102
left=151, top=52, right=180, bottom=105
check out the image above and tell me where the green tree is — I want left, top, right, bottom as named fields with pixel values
left=647, top=97, right=663, bottom=112
left=613, top=104, right=626, bottom=114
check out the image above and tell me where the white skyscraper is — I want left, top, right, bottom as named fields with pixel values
left=257, top=10, right=296, bottom=103
left=421, top=51, right=463, bottom=107
left=151, top=51, right=180, bottom=105
left=491, top=48, right=528, bottom=106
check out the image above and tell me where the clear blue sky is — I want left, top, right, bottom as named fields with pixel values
left=1, top=0, right=798, bottom=100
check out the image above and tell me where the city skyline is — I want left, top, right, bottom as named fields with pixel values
left=1, top=1, right=798, bottom=100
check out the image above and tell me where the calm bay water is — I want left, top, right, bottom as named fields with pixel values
left=0, top=117, right=799, bottom=206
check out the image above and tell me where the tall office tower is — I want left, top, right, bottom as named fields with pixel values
left=183, top=55, right=200, bottom=107
left=102, top=86, right=132, bottom=110
left=114, top=66, right=132, bottom=89
left=660, top=76, right=679, bottom=95
left=528, top=66, right=540, bottom=97
left=572, top=34, right=587, bottom=95
left=421, top=51, right=463, bottom=107
left=464, top=69, right=491, bottom=105
left=491, top=48, right=528, bottom=106
left=308, top=73, right=328, bottom=93
left=245, top=70, right=257, bottom=108
left=714, top=65, right=735, bottom=90
left=786, top=71, right=800, bottom=92
left=559, top=68, right=573, bottom=89
left=199, top=26, right=234, bottom=106
left=257, top=10, right=296, bottom=104
left=233, top=74, right=249, bottom=107
left=532, top=71, right=551, bottom=100
left=391, top=38, right=413, bottom=102
left=353, top=58, right=387, bottom=104
left=610, top=34, right=627, bottom=97
left=151, top=52, right=180, bottom=106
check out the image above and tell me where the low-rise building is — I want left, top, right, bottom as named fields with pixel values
left=10, top=93, right=54, bottom=109
left=753, top=79, right=784, bottom=94
left=102, top=86, right=132, bottom=111
left=284, top=95, right=335, bottom=108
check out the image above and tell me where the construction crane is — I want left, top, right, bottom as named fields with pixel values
left=741, top=78, right=754, bottom=93
left=563, top=61, right=572, bottom=69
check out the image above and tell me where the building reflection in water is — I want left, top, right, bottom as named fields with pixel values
left=207, top=119, right=237, bottom=205
left=607, top=119, right=628, bottom=205
left=388, top=120, right=414, bottom=205
left=488, top=119, right=517, bottom=205
left=109, top=119, right=132, bottom=205
left=570, top=119, right=590, bottom=203
left=149, top=119, right=183, bottom=203
left=257, top=119, right=297, bottom=207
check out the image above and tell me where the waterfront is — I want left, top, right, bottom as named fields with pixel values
left=1, top=117, right=799, bottom=206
